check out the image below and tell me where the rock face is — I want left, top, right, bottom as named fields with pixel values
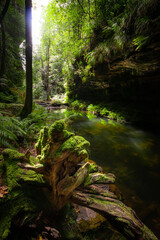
left=71, top=41, right=160, bottom=102
left=68, top=7, right=160, bottom=126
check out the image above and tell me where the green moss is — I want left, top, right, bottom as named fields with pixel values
left=56, top=135, right=90, bottom=158
left=30, top=156, right=38, bottom=165
left=2, top=149, right=45, bottom=191
left=36, top=121, right=90, bottom=165
left=3, top=148, right=24, bottom=162
left=84, top=173, right=115, bottom=186
left=2, top=149, right=24, bottom=191
left=0, top=149, right=47, bottom=239
left=2, top=229, right=10, bottom=239
left=35, top=126, right=49, bottom=154
left=62, top=129, right=75, bottom=140
left=0, top=156, right=5, bottom=171
left=48, top=119, right=66, bottom=138
left=40, top=143, right=51, bottom=164
left=0, top=154, right=4, bottom=161
left=0, top=184, right=48, bottom=239
left=88, top=163, right=99, bottom=173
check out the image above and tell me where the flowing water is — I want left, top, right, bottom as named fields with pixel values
left=47, top=108, right=160, bottom=237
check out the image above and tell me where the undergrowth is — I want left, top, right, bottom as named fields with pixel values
left=0, top=105, right=54, bottom=149
left=0, top=112, right=26, bottom=148
left=70, top=100, right=125, bottom=122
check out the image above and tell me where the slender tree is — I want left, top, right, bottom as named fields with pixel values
left=0, top=22, right=5, bottom=77
left=0, top=0, right=11, bottom=24
left=21, top=0, right=32, bottom=118
left=0, top=0, right=11, bottom=77
left=46, top=39, right=50, bottom=101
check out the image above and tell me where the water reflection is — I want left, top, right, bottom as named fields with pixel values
left=46, top=108, right=160, bottom=237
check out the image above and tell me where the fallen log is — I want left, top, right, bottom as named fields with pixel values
left=17, top=120, right=158, bottom=240
left=71, top=190, right=157, bottom=240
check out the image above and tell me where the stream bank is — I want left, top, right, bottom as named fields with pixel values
left=1, top=118, right=159, bottom=239
left=1, top=104, right=160, bottom=239
left=45, top=108, right=160, bottom=238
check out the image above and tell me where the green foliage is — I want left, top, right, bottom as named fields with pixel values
left=33, top=47, right=65, bottom=100
left=86, top=103, right=125, bottom=121
left=0, top=104, right=54, bottom=148
left=49, top=119, right=65, bottom=137
left=87, top=104, right=100, bottom=113
left=56, top=134, right=90, bottom=158
left=70, top=100, right=86, bottom=110
left=0, top=0, right=25, bottom=85
left=17, top=105, right=49, bottom=142
left=0, top=148, right=45, bottom=239
left=133, top=36, right=149, bottom=51
left=0, top=113, right=26, bottom=148
left=0, top=78, right=17, bottom=103
left=0, top=92, right=15, bottom=103
left=99, top=107, right=109, bottom=116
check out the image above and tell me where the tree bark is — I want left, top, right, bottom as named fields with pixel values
left=0, top=0, right=11, bottom=24
left=0, top=22, right=5, bottom=77
left=20, top=0, right=32, bottom=118
left=88, top=0, right=90, bottom=21
left=0, top=0, right=11, bottom=77
left=41, top=57, right=46, bottom=90
left=46, top=39, right=50, bottom=101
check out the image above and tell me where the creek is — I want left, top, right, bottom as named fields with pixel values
left=46, top=107, right=160, bottom=238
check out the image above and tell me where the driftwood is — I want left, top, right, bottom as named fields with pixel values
left=18, top=120, right=158, bottom=240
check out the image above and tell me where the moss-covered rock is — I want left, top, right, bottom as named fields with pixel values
left=35, top=126, right=49, bottom=155
left=84, top=172, right=115, bottom=186
left=56, top=135, right=90, bottom=158
left=0, top=149, right=46, bottom=239
left=37, top=120, right=90, bottom=166
left=88, top=162, right=101, bottom=173
left=48, top=119, right=66, bottom=139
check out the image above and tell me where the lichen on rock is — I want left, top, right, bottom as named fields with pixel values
left=84, top=172, right=116, bottom=186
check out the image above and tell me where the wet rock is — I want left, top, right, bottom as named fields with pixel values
left=76, top=205, right=106, bottom=232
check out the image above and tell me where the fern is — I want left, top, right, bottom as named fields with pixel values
left=0, top=105, right=56, bottom=148
left=133, top=35, right=149, bottom=51
left=0, top=114, right=26, bottom=148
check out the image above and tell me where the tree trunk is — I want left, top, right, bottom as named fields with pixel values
left=0, top=0, right=11, bottom=24
left=94, top=0, right=97, bottom=19
left=0, top=0, right=11, bottom=77
left=88, top=0, right=90, bottom=21
left=41, top=57, right=46, bottom=90
left=0, top=22, right=5, bottom=77
left=46, top=39, right=50, bottom=101
left=20, top=0, right=32, bottom=118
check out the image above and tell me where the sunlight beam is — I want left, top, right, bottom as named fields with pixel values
left=32, top=0, right=50, bottom=49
